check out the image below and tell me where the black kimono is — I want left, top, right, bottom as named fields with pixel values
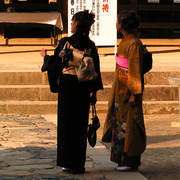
left=42, top=33, right=103, bottom=169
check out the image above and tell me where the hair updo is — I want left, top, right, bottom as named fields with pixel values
left=117, top=10, right=140, bottom=33
left=72, top=10, right=95, bottom=36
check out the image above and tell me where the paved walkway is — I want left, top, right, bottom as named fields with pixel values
left=0, top=37, right=180, bottom=72
left=0, top=114, right=147, bottom=180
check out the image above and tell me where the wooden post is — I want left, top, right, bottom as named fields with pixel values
left=0, top=0, right=4, bottom=12
left=5, top=38, right=8, bottom=46
left=179, top=86, right=180, bottom=121
left=58, top=0, right=68, bottom=33
left=131, top=0, right=138, bottom=12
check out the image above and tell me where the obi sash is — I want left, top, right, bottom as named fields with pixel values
left=115, top=53, right=128, bottom=70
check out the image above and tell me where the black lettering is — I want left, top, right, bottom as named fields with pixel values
left=71, top=0, right=74, bottom=5
left=71, top=8, right=74, bottom=15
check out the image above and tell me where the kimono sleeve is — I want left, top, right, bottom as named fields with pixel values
left=88, top=44, right=103, bottom=92
left=127, top=42, right=142, bottom=95
left=46, top=37, right=68, bottom=93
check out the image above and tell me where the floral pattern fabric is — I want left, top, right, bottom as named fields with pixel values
left=102, top=32, right=146, bottom=166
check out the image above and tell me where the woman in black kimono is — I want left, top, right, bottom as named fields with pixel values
left=40, top=10, right=103, bottom=174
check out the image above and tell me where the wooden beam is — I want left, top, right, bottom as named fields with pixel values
left=3, top=4, right=58, bottom=11
left=140, top=22, right=180, bottom=28
left=117, top=5, right=135, bottom=11
left=138, top=4, right=180, bottom=11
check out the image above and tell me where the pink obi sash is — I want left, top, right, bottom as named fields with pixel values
left=115, top=53, right=128, bottom=69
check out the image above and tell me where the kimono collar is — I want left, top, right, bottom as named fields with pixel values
left=122, top=31, right=140, bottom=40
left=69, top=33, right=90, bottom=50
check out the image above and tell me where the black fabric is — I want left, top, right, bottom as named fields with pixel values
left=57, top=74, right=90, bottom=168
left=42, top=34, right=103, bottom=93
left=41, top=37, right=68, bottom=93
left=142, top=45, right=153, bottom=74
left=42, top=33, right=103, bottom=168
left=67, top=34, right=103, bottom=92
left=111, top=151, right=141, bottom=168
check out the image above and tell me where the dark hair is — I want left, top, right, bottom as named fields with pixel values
left=72, top=10, right=95, bottom=36
left=117, top=10, right=140, bottom=33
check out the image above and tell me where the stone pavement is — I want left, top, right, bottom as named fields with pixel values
left=0, top=37, right=180, bottom=72
left=0, top=113, right=147, bottom=180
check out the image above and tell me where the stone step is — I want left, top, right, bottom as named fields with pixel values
left=0, top=85, right=178, bottom=101
left=1, top=71, right=180, bottom=85
left=0, top=100, right=178, bottom=115
left=144, top=71, right=180, bottom=85
left=143, top=85, right=179, bottom=101
left=0, top=71, right=48, bottom=85
left=0, top=85, right=57, bottom=101
left=99, top=85, right=179, bottom=101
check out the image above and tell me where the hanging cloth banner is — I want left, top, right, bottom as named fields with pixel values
left=68, top=0, right=117, bottom=46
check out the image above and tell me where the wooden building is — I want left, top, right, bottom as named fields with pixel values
left=118, top=0, right=180, bottom=38
left=0, top=0, right=67, bottom=44
left=0, top=0, right=67, bottom=31
left=0, top=0, right=180, bottom=41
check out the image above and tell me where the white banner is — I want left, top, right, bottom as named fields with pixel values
left=68, top=0, right=117, bottom=46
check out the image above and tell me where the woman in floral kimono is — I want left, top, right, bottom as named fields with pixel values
left=102, top=10, right=146, bottom=171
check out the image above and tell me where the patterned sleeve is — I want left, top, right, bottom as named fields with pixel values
left=127, top=42, right=142, bottom=95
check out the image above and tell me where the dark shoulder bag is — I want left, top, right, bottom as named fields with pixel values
left=143, top=45, right=153, bottom=74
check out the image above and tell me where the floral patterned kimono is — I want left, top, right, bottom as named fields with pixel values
left=102, top=32, right=146, bottom=168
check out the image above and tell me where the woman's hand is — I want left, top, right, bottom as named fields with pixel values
left=40, top=48, right=47, bottom=57
left=129, top=94, right=136, bottom=106
left=59, top=49, right=66, bottom=57
left=90, top=92, right=97, bottom=105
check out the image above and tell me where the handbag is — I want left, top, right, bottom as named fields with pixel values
left=41, top=55, right=63, bottom=93
left=59, top=41, right=98, bottom=82
left=87, top=104, right=100, bottom=148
